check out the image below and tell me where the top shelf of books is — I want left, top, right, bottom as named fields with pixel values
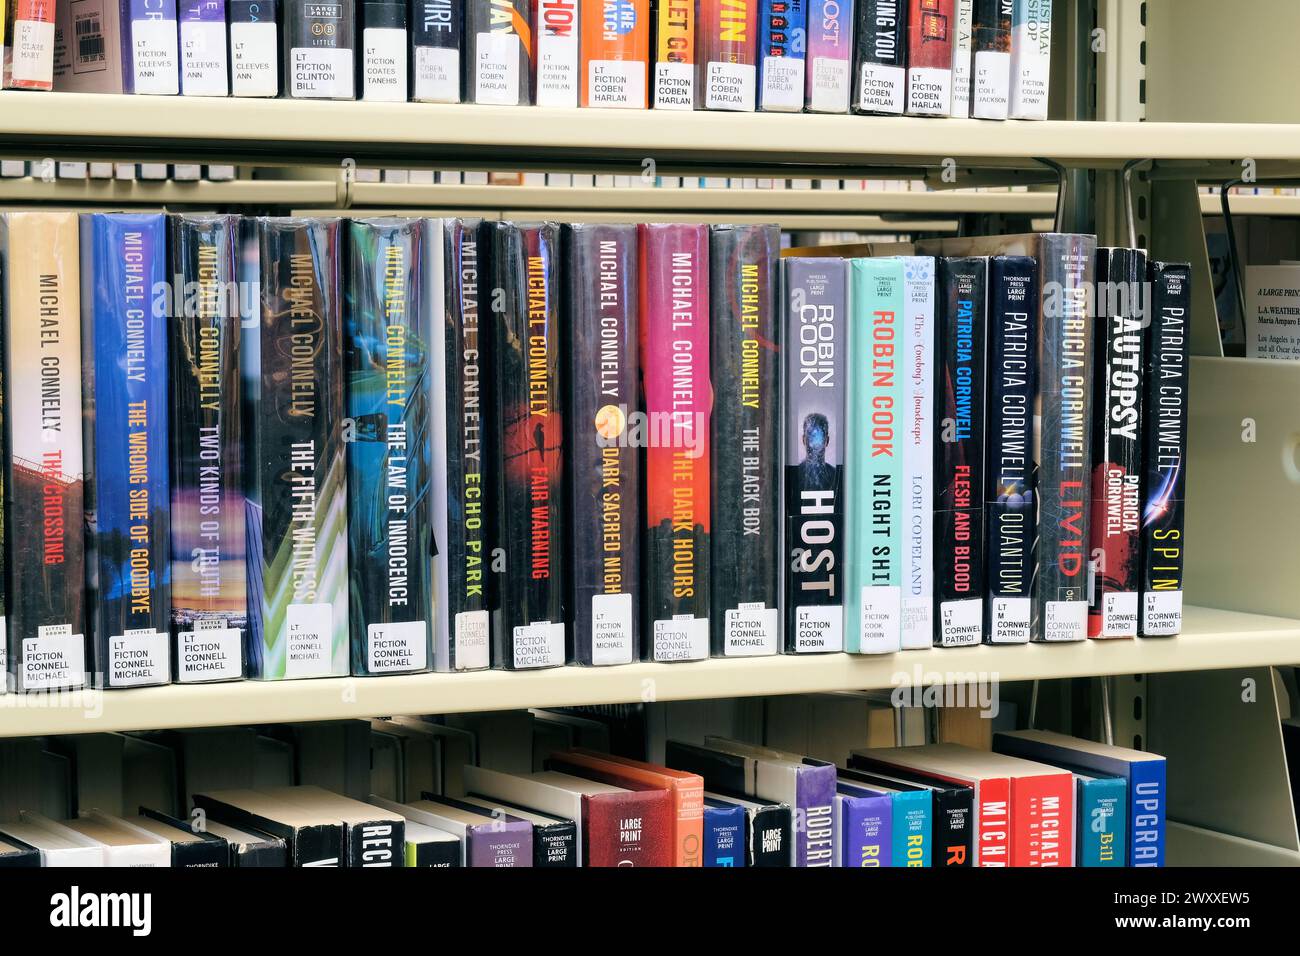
left=6, top=94, right=1300, bottom=173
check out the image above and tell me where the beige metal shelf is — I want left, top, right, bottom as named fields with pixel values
left=0, top=176, right=337, bottom=205
left=1, top=605, right=1295, bottom=737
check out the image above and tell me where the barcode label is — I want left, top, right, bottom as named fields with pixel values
left=75, top=15, right=105, bottom=65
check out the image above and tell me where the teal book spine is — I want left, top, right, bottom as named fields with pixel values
left=890, top=788, right=931, bottom=867
left=845, top=258, right=905, bottom=654
left=1078, top=775, right=1126, bottom=867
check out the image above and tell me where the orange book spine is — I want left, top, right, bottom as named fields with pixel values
left=580, top=0, right=650, bottom=108
left=653, top=0, right=695, bottom=109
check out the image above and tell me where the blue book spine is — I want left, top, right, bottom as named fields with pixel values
left=1077, top=776, right=1126, bottom=867
left=758, top=0, right=806, bottom=111
left=890, top=789, right=931, bottom=867
left=1130, top=758, right=1166, bottom=867
left=81, top=212, right=172, bottom=689
left=837, top=791, right=891, bottom=867
left=703, top=803, right=746, bottom=867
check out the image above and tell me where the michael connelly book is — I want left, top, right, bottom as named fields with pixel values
left=243, top=217, right=349, bottom=679
left=81, top=213, right=172, bottom=689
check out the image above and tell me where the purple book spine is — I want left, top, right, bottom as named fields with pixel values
left=796, top=764, right=837, bottom=867
left=840, top=792, right=892, bottom=867
left=467, top=821, right=533, bottom=867
left=128, top=0, right=181, bottom=95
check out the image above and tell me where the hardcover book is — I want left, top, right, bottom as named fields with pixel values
left=699, top=0, right=757, bottom=111
left=0, top=837, right=39, bottom=867
left=283, top=0, right=356, bottom=99
left=702, top=797, right=746, bottom=866
left=834, top=780, right=891, bottom=867
left=400, top=818, right=461, bottom=866
left=134, top=810, right=230, bottom=867
left=703, top=789, right=791, bottom=867
left=0, top=818, right=102, bottom=866
left=1139, top=261, right=1190, bottom=638
left=852, top=0, right=905, bottom=115
left=243, top=217, right=349, bottom=680
left=266, top=785, right=404, bottom=867
left=229, top=0, right=279, bottom=96
left=434, top=219, right=491, bottom=672
left=411, top=0, right=461, bottom=102
left=466, top=0, right=532, bottom=105
left=563, top=223, right=640, bottom=666
left=710, top=224, right=780, bottom=657
left=81, top=213, right=172, bottom=689
left=580, top=0, right=649, bottom=108
left=839, top=768, right=931, bottom=865
left=345, top=218, right=435, bottom=676
left=484, top=221, right=566, bottom=670
left=201, top=819, right=288, bottom=866
left=1008, top=0, right=1050, bottom=119
left=804, top=0, right=851, bottom=112
left=63, top=812, right=171, bottom=866
left=653, top=0, right=693, bottom=109
left=132, top=0, right=182, bottom=94
left=375, top=795, right=531, bottom=866
left=970, top=0, right=1010, bottom=119
left=169, top=214, right=247, bottom=684
left=845, top=763, right=972, bottom=866
left=899, top=256, right=935, bottom=649
left=949, top=0, right=972, bottom=114
left=193, top=788, right=344, bottom=866
left=782, top=258, right=846, bottom=653
left=757, top=0, right=803, bottom=111
left=640, top=223, right=711, bottom=662
left=845, top=257, right=904, bottom=654
left=985, top=255, right=1037, bottom=644
left=1088, top=247, right=1145, bottom=639
left=50, top=1, right=136, bottom=95
left=3, top=0, right=55, bottom=88
left=535, top=0, right=576, bottom=106
left=457, top=793, right=578, bottom=867
left=906, top=0, right=953, bottom=116
left=179, top=0, right=228, bottom=95
left=1073, top=770, right=1126, bottom=867
left=360, top=0, right=408, bottom=100
left=2, top=212, right=88, bottom=693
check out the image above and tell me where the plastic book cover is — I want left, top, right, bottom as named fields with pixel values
left=653, top=0, right=694, bottom=109
left=970, top=0, right=1010, bottom=118
left=699, top=0, right=757, bottom=110
left=1008, top=0, right=1050, bottom=119
left=411, top=0, right=461, bottom=102
left=580, top=0, right=649, bottom=108
left=899, top=256, right=935, bottom=649
left=757, top=0, right=803, bottom=111
left=852, top=0, right=905, bottom=115
left=179, top=0, right=228, bottom=96
left=466, top=0, right=533, bottom=104
left=3, top=0, right=56, bottom=89
left=535, top=0, right=576, bottom=106
left=50, top=0, right=128, bottom=94
left=283, top=0, right=356, bottom=98
left=835, top=783, right=891, bottom=867
left=360, top=0, right=408, bottom=100
left=949, top=0, right=972, bottom=114
left=905, top=0, right=952, bottom=115
left=804, top=0, right=851, bottom=112
left=230, top=0, right=279, bottom=96
left=703, top=798, right=746, bottom=866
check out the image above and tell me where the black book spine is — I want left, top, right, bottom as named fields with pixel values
left=413, top=838, right=462, bottom=866
left=934, top=256, right=987, bottom=646
left=140, top=808, right=230, bottom=867
left=930, top=785, right=973, bottom=867
left=663, top=740, right=750, bottom=793
left=235, top=840, right=288, bottom=866
left=1139, top=261, right=1190, bottom=637
left=345, top=818, right=403, bottom=866
left=229, top=0, right=282, bottom=97
left=360, top=0, right=408, bottom=100
left=465, top=0, right=533, bottom=105
left=984, top=255, right=1036, bottom=644
left=192, top=795, right=343, bottom=866
left=748, top=803, right=793, bottom=867
left=563, top=223, right=641, bottom=666
left=485, top=221, right=566, bottom=669
left=533, top=820, right=578, bottom=867
left=709, top=224, right=781, bottom=657
left=852, top=0, right=906, bottom=115
left=970, top=0, right=1010, bottom=118
left=283, top=0, right=357, bottom=99
left=411, top=0, right=463, bottom=101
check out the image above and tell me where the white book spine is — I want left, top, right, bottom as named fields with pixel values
left=950, top=0, right=974, bottom=116
left=535, top=0, right=579, bottom=107
left=1008, top=0, right=1051, bottom=120
left=971, top=48, right=1010, bottom=119
left=901, top=257, right=935, bottom=649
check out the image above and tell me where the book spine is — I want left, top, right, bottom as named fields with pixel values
left=1033, top=234, right=1095, bottom=641
left=1010, top=773, right=1072, bottom=866
left=782, top=258, right=846, bottom=653
left=804, top=0, right=851, bottom=113
left=229, top=0, right=279, bottom=96
left=580, top=0, right=648, bottom=108
left=0, top=220, right=5, bottom=691
left=890, top=790, right=930, bottom=866
left=846, top=258, right=904, bottom=655
left=345, top=219, right=434, bottom=676
left=179, top=0, right=228, bottom=95
left=934, top=256, right=986, bottom=647
left=900, top=257, right=935, bottom=649
left=284, top=0, right=356, bottom=99
left=581, top=790, right=674, bottom=866
left=748, top=803, right=791, bottom=866
left=757, top=0, right=804, bottom=112
left=709, top=224, right=780, bottom=657
left=564, top=223, right=640, bottom=666
left=795, top=766, right=835, bottom=867
left=126, top=0, right=181, bottom=95
left=467, top=0, right=532, bottom=105
left=1139, top=262, right=1189, bottom=638
left=653, top=0, right=694, bottom=109
left=974, top=776, right=1008, bottom=866
left=839, top=794, right=891, bottom=867
left=985, top=255, right=1036, bottom=644
left=487, top=221, right=566, bottom=669
left=82, top=213, right=172, bottom=689
left=852, top=0, right=904, bottom=115
left=245, top=218, right=349, bottom=679
left=169, top=215, right=246, bottom=683
left=345, top=819, right=402, bottom=867
left=949, top=0, right=971, bottom=114
left=703, top=804, right=745, bottom=866
left=466, top=822, right=532, bottom=866
left=1078, top=777, right=1125, bottom=867
left=361, top=0, right=408, bottom=100
left=434, top=219, right=491, bottom=671
left=970, top=0, right=1009, bottom=118
left=410, top=837, right=461, bottom=866
left=932, top=786, right=973, bottom=866
left=639, top=223, right=711, bottom=662
left=1088, top=248, right=1145, bottom=638
left=411, top=0, right=460, bottom=102
left=2, top=213, right=87, bottom=692
left=1008, top=0, right=1049, bottom=119
left=535, top=0, right=576, bottom=106
left=50, top=0, right=127, bottom=94
left=699, top=0, right=757, bottom=111
left=5, top=0, right=55, bottom=88
left=1129, top=758, right=1166, bottom=866
left=905, top=0, right=952, bottom=115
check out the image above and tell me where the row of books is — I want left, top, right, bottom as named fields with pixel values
left=0, top=159, right=237, bottom=180
left=1, top=0, right=1053, bottom=118
left=0, top=730, right=1165, bottom=867
left=0, top=212, right=1190, bottom=693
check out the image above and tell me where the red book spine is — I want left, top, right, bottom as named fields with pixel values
left=583, top=791, right=675, bottom=867
left=5, top=0, right=57, bottom=90
left=1010, top=773, right=1074, bottom=867
left=698, top=0, right=758, bottom=110
left=905, top=0, right=954, bottom=115
left=975, top=776, right=1010, bottom=866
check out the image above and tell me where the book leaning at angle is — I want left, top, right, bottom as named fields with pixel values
left=455, top=793, right=578, bottom=867
left=133, top=809, right=230, bottom=866
left=229, top=0, right=279, bottom=96
left=200, top=818, right=287, bottom=866
left=243, top=218, right=349, bottom=680
left=0, top=837, right=40, bottom=867
left=0, top=815, right=103, bottom=866
left=345, top=218, right=435, bottom=676
left=2, top=212, right=88, bottom=693
left=81, top=213, right=172, bottom=689
left=264, top=785, right=404, bottom=866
